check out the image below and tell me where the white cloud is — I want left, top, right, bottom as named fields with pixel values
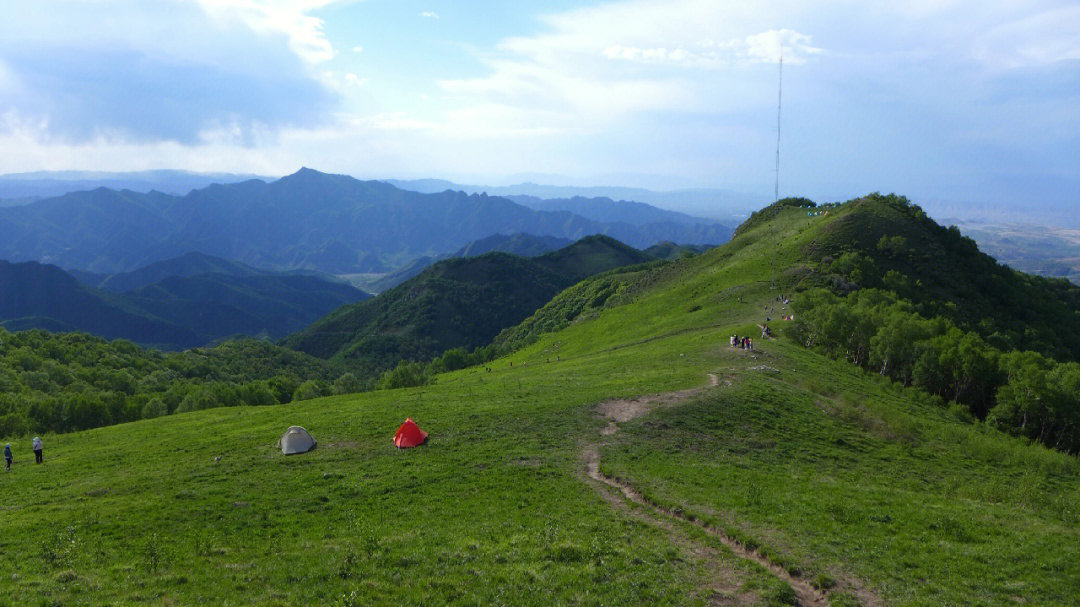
left=195, top=0, right=340, bottom=63
left=603, top=29, right=822, bottom=68
left=0, top=1, right=337, bottom=143
left=742, top=29, right=823, bottom=64
left=421, top=11, right=440, bottom=19
left=971, top=5, right=1080, bottom=69
left=437, top=1, right=821, bottom=132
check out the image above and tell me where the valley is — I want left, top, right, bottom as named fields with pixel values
left=1, top=193, right=1078, bottom=605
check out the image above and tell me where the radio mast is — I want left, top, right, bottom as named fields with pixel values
left=774, top=52, right=783, bottom=202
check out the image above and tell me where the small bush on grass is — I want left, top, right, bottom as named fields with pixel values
left=812, top=573, right=837, bottom=590
left=40, top=525, right=79, bottom=570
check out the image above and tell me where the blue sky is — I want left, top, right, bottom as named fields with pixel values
left=0, top=0, right=1076, bottom=215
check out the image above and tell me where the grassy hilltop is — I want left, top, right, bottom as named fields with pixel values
left=2, top=195, right=1078, bottom=606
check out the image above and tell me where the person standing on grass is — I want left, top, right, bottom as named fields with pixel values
left=4, top=443, right=11, bottom=471
left=33, top=436, right=42, bottom=464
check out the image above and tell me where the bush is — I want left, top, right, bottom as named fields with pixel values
left=176, top=388, right=221, bottom=413
left=142, top=398, right=168, bottom=419
left=293, top=380, right=329, bottom=402
left=376, top=361, right=431, bottom=390
left=333, top=372, right=363, bottom=395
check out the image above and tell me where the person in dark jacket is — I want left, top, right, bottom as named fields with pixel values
left=4, top=443, right=11, bottom=471
left=33, top=436, right=42, bottom=464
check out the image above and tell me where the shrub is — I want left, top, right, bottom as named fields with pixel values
left=293, top=380, right=329, bottom=402
left=142, top=398, right=168, bottom=419
left=376, top=361, right=431, bottom=390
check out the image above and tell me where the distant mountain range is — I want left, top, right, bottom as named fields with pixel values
left=0, top=168, right=732, bottom=275
left=284, top=235, right=655, bottom=377
left=0, top=253, right=368, bottom=349
left=384, top=178, right=763, bottom=222
left=0, top=170, right=265, bottom=204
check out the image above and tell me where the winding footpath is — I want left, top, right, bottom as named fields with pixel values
left=582, top=373, right=832, bottom=607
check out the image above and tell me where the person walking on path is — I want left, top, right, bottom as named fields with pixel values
left=4, top=443, right=11, bottom=471
left=32, top=437, right=42, bottom=464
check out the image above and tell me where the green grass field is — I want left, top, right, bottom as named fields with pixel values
left=3, top=201, right=1078, bottom=606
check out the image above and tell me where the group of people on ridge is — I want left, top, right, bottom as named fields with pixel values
left=730, top=334, right=754, bottom=350
left=4, top=437, right=43, bottom=471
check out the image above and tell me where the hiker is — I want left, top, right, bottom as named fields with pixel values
left=4, top=443, right=11, bottom=471
left=33, top=437, right=42, bottom=464
left=748, top=338, right=754, bottom=350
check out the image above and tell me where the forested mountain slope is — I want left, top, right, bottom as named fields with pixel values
left=284, top=235, right=654, bottom=376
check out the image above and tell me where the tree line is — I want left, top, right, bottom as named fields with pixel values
left=0, top=329, right=351, bottom=437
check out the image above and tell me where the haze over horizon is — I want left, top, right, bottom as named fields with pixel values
left=1, top=1, right=1076, bottom=219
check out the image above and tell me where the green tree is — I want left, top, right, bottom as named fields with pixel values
left=142, top=398, right=168, bottom=419
left=293, top=380, right=329, bottom=402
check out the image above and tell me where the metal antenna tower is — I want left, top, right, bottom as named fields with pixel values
left=774, top=52, right=783, bottom=202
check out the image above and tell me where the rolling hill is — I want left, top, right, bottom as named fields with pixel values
left=643, top=241, right=713, bottom=260
left=0, top=168, right=731, bottom=275
left=284, top=235, right=655, bottom=376
left=2, top=193, right=1078, bottom=606
left=0, top=260, right=201, bottom=347
left=360, top=233, right=575, bottom=294
left=74, top=251, right=269, bottom=292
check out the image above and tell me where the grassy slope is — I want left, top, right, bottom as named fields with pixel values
left=2, top=200, right=1078, bottom=606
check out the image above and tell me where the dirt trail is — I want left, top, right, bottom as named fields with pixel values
left=583, top=373, right=831, bottom=607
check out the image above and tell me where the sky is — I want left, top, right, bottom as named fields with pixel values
left=0, top=0, right=1076, bottom=215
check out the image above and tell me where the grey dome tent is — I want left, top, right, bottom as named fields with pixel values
left=279, top=426, right=316, bottom=455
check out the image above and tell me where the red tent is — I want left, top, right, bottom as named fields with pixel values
left=393, top=418, right=428, bottom=448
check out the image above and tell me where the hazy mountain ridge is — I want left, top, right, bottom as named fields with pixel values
left=0, top=256, right=369, bottom=349
left=0, top=260, right=201, bottom=347
left=384, top=178, right=763, bottom=222
left=505, top=194, right=716, bottom=227
left=0, top=170, right=266, bottom=202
